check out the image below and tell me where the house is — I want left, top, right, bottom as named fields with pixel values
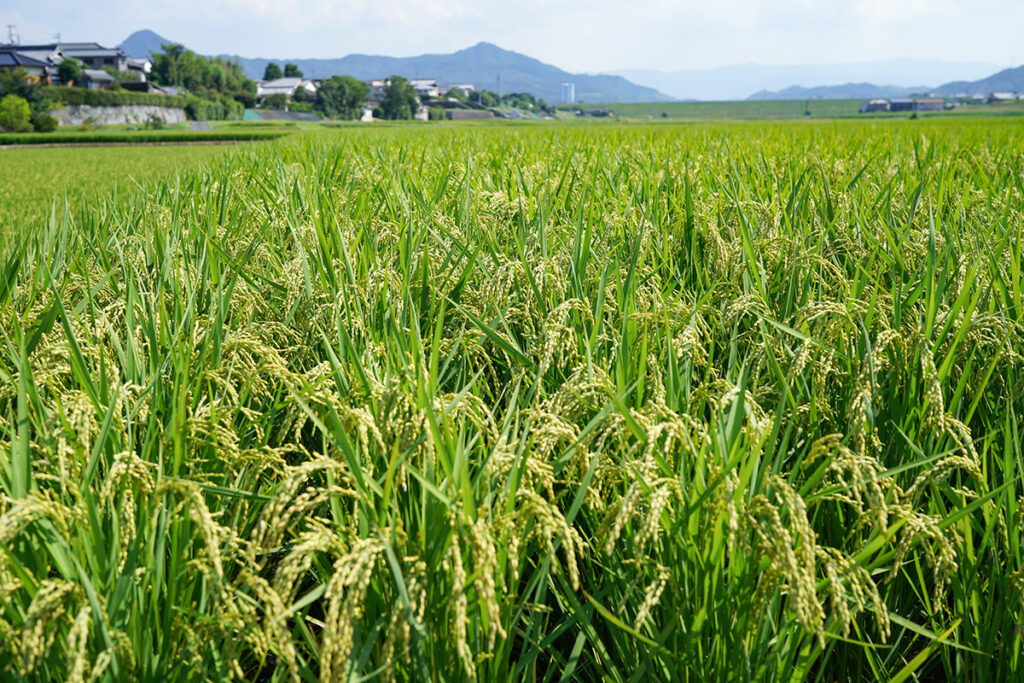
left=126, top=57, right=152, bottom=80
left=0, top=44, right=62, bottom=83
left=366, top=79, right=388, bottom=104
left=410, top=79, right=439, bottom=98
left=447, top=84, right=475, bottom=98
left=81, top=69, right=114, bottom=90
left=859, top=99, right=890, bottom=113
left=257, top=77, right=316, bottom=100
left=889, top=98, right=914, bottom=112
left=59, top=43, right=129, bottom=72
left=915, top=98, right=944, bottom=112
left=1, top=41, right=152, bottom=85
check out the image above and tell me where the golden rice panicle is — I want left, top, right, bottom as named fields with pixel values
left=747, top=478, right=825, bottom=644
left=320, top=537, right=384, bottom=680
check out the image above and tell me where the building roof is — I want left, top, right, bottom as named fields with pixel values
left=57, top=42, right=104, bottom=50
left=63, top=48, right=126, bottom=59
left=264, top=77, right=302, bottom=89
left=0, top=51, right=48, bottom=68
left=83, top=69, right=114, bottom=82
left=0, top=45, right=61, bottom=68
left=889, top=98, right=914, bottom=104
left=915, top=98, right=944, bottom=103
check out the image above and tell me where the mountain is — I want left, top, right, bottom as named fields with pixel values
left=615, top=59, right=1000, bottom=101
left=932, top=65, right=1024, bottom=96
left=224, top=42, right=671, bottom=103
left=118, top=29, right=172, bottom=59
left=747, top=83, right=928, bottom=101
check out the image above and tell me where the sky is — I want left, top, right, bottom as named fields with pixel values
left=1, top=0, right=1020, bottom=73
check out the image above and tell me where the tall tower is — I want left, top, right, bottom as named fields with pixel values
left=561, top=82, right=575, bottom=104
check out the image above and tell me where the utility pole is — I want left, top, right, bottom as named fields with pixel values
left=497, top=73, right=501, bottom=98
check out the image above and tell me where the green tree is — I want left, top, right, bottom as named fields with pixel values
left=315, top=75, right=370, bottom=120
left=0, top=95, right=33, bottom=133
left=0, top=68, right=52, bottom=129
left=469, top=89, right=499, bottom=107
left=283, top=63, right=303, bottom=78
left=57, top=57, right=83, bottom=86
left=262, top=93, right=288, bottom=110
left=151, top=44, right=257, bottom=118
left=443, top=87, right=467, bottom=102
left=292, top=86, right=308, bottom=102
left=263, top=62, right=283, bottom=80
left=378, top=76, right=419, bottom=120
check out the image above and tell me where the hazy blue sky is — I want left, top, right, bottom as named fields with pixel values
left=2, top=0, right=1020, bottom=72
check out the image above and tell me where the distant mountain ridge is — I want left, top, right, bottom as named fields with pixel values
left=616, top=59, right=1001, bottom=101
left=225, top=42, right=671, bottom=103
left=746, top=65, right=1024, bottom=101
left=747, top=83, right=928, bottom=101
left=117, top=30, right=671, bottom=104
left=932, top=65, right=1024, bottom=95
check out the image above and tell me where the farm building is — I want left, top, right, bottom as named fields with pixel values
left=915, top=98, right=944, bottom=112
left=988, top=92, right=1017, bottom=103
left=859, top=99, right=890, bottom=113
left=889, top=98, right=915, bottom=112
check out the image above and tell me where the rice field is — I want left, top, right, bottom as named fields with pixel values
left=0, top=144, right=231, bottom=243
left=1, top=118, right=1022, bottom=681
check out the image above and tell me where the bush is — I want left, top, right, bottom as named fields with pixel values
left=0, top=95, right=33, bottom=133
left=32, top=112, right=59, bottom=132
left=184, top=94, right=243, bottom=121
left=43, top=87, right=187, bottom=108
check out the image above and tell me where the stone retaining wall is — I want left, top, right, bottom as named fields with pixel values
left=52, top=105, right=187, bottom=127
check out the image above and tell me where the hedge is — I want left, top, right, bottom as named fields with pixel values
left=0, top=130, right=291, bottom=146
left=43, top=87, right=189, bottom=109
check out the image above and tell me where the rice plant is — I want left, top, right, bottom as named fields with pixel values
left=1, top=119, right=1022, bottom=681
